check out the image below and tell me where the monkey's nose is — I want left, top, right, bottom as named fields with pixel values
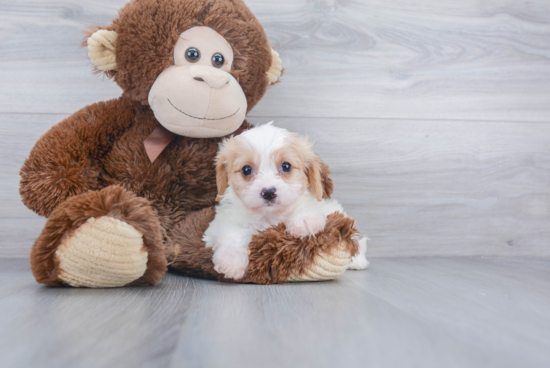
left=189, top=65, right=230, bottom=89
left=261, top=187, right=277, bottom=201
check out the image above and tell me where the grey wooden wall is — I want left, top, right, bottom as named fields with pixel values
left=1, top=0, right=549, bottom=258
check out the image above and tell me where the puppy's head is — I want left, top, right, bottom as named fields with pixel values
left=215, top=124, right=333, bottom=214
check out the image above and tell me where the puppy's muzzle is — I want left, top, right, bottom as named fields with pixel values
left=260, top=187, right=277, bottom=201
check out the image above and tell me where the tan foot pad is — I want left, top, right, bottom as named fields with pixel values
left=287, top=241, right=352, bottom=282
left=55, top=216, right=148, bottom=288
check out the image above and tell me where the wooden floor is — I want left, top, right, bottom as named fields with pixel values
left=1, top=0, right=550, bottom=367
left=0, top=257, right=549, bottom=368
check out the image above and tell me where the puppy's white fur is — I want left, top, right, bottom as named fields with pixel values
left=203, top=123, right=368, bottom=280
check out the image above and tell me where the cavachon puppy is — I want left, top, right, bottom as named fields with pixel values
left=203, top=124, right=369, bottom=280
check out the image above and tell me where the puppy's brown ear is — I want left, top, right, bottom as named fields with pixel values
left=307, top=155, right=324, bottom=201
left=319, top=159, right=334, bottom=199
left=215, top=152, right=229, bottom=202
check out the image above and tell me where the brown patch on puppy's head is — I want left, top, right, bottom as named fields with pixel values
left=215, top=136, right=258, bottom=201
left=274, top=135, right=331, bottom=201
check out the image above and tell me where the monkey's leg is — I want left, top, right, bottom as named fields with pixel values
left=244, top=212, right=360, bottom=284
left=30, top=186, right=167, bottom=288
left=167, top=209, right=359, bottom=284
left=166, top=207, right=222, bottom=281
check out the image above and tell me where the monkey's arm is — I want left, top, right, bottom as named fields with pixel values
left=167, top=208, right=359, bottom=284
left=20, top=98, right=135, bottom=217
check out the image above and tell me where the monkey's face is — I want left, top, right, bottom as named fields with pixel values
left=84, top=0, right=283, bottom=139
left=148, top=27, right=247, bottom=138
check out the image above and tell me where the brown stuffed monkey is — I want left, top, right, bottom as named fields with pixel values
left=20, top=0, right=359, bottom=288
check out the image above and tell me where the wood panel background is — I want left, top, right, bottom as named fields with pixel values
left=1, top=0, right=549, bottom=258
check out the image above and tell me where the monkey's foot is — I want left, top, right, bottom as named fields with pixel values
left=287, top=240, right=354, bottom=282
left=31, top=186, right=167, bottom=288
left=55, top=216, right=148, bottom=288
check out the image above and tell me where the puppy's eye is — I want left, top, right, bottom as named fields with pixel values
left=281, top=162, right=292, bottom=173
left=242, top=165, right=253, bottom=176
left=212, top=53, right=225, bottom=68
left=185, top=47, right=201, bottom=62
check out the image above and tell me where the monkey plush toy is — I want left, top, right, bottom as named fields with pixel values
left=20, top=0, right=359, bottom=288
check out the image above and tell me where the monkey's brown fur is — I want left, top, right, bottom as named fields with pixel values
left=20, top=0, right=358, bottom=286
left=166, top=209, right=359, bottom=284
left=31, top=185, right=167, bottom=286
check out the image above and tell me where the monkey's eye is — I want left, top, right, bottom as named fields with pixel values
left=242, top=165, right=253, bottom=176
left=212, top=53, right=225, bottom=68
left=281, top=162, right=292, bottom=173
left=185, top=47, right=201, bottom=62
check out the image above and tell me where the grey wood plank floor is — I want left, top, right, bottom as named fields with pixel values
left=0, top=257, right=549, bottom=368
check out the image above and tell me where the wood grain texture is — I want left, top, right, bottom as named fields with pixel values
left=0, top=259, right=192, bottom=368
left=0, top=257, right=548, bottom=368
left=3, top=113, right=549, bottom=258
left=0, top=0, right=550, bottom=121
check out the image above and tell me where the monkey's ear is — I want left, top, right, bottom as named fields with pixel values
left=267, top=49, right=283, bottom=85
left=87, top=29, right=118, bottom=72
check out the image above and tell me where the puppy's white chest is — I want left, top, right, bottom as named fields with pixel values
left=254, top=215, right=288, bottom=232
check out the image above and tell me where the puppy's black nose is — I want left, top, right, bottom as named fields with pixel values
left=261, top=187, right=277, bottom=201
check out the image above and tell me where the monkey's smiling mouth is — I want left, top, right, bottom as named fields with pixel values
left=168, top=99, right=240, bottom=121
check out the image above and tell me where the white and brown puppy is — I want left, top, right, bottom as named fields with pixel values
left=203, top=123, right=368, bottom=280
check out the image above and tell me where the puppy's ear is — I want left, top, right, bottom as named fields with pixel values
left=215, top=151, right=229, bottom=202
left=307, top=154, right=325, bottom=201
left=296, top=135, right=333, bottom=200
left=319, top=159, right=334, bottom=199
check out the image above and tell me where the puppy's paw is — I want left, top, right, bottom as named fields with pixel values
left=287, top=212, right=327, bottom=238
left=348, top=237, right=369, bottom=270
left=213, top=244, right=249, bottom=280
left=348, top=253, right=369, bottom=270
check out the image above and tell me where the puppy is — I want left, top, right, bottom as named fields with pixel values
left=203, top=123, right=368, bottom=280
